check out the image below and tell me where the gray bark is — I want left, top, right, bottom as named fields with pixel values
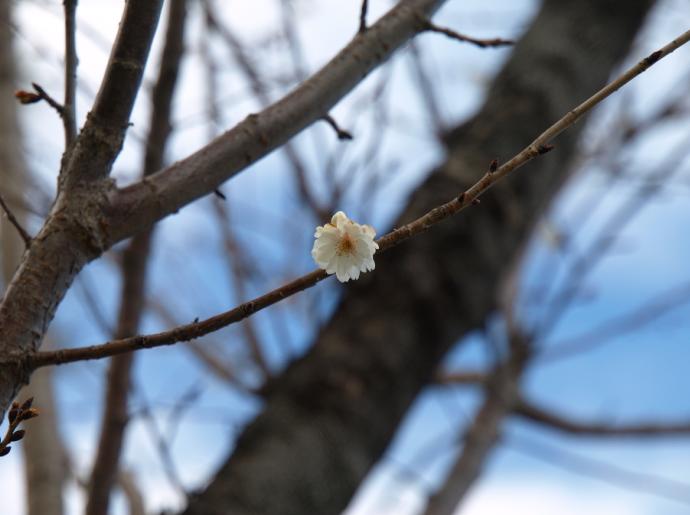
left=182, top=1, right=655, bottom=514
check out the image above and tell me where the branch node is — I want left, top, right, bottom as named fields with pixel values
left=537, top=144, right=555, bottom=155
left=488, top=158, right=499, bottom=173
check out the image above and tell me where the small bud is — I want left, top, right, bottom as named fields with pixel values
left=10, top=430, right=25, bottom=442
left=20, top=408, right=39, bottom=421
left=20, top=397, right=34, bottom=411
left=457, top=192, right=466, bottom=204
left=643, top=50, right=662, bottom=66
left=488, top=159, right=499, bottom=173
left=14, top=90, right=41, bottom=105
left=472, top=198, right=481, bottom=206
left=8, top=408, right=19, bottom=424
left=537, top=144, right=555, bottom=155
left=0, top=446, right=11, bottom=457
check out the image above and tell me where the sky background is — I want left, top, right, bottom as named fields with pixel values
left=2, top=0, right=690, bottom=514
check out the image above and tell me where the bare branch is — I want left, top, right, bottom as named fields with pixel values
left=85, top=2, right=187, bottom=513
left=0, top=193, right=31, bottom=246
left=515, top=399, right=690, bottom=437
left=359, top=0, right=369, bottom=33
left=30, top=82, right=67, bottom=118
left=542, top=281, right=690, bottom=361
left=422, top=20, right=514, bottom=48
left=423, top=342, right=530, bottom=515
left=109, top=0, right=448, bottom=243
left=509, top=434, right=690, bottom=506
left=321, top=114, right=353, bottom=140
left=62, top=0, right=78, bottom=147
left=28, top=28, right=690, bottom=368
left=59, top=0, right=163, bottom=189
left=203, top=2, right=327, bottom=219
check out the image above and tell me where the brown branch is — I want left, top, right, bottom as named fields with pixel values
left=508, top=434, right=690, bottom=506
left=535, top=129, right=690, bottom=341
left=321, top=114, right=353, bottom=140
left=58, top=0, right=163, bottom=189
left=213, top=200, right=272, bottom=377
left=30, top=83, right=67, bottom=117
left=108, top=0, right=448, bottom=244
left=423, top=341, right=530, bottom=515
left=204, top=2, right=327, bottom=219
left=0, top=192, right=31, bottom=246
left=0, top=397, right=38, bottom=457
left=515, top=399, right=690, bottom=437
left=29, top=28, right=690, bottom=369
left=62, top=0, right=78, bottom=147
left=422, top=20, right=514, bottom=48
left=85, top=3, right=187, bottom=514
left=359, top=0, right=369, bottom=33
left=541, top=281, right=690, bottom=361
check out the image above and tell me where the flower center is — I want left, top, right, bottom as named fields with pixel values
left=336, top=233, right=356, bottom=256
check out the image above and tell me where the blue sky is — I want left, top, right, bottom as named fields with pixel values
left=2, top=1, right=690, bottom=514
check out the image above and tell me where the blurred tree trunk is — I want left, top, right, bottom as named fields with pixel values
left=0, top=3, right=66, bottom=515
left=183, top=1, right=655, bottom=514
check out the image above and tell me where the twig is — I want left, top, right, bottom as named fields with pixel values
left=508, top=434, right=690, bottom=506
left=515, top=399, right=690, bottom=437
left=422, top=20, right=514, bottom=48
left=28, top=29, right=690, bottom=368
left=535, top=128, right=690, bottom=341
left=213, top=199, right=272, bottom=377
left=204, top=2, right=328, bottom=219
left=541, top=281, right=690, bottom=361
left=322, top=114, right=353, bottom=140
left=0, top=192, right=31, bottom=246
left=359, top=0, right=368, bottom=33
left=0, top=398, right=39, bottom=457
left=31, top=83, right=66, bottom=117
left=63, top=0, right=78, bottom=147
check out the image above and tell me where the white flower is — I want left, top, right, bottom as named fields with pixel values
left=311, top=211, right=379, bottom=283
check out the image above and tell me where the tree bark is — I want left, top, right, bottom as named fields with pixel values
left=182, top=1, right=655, bottom=514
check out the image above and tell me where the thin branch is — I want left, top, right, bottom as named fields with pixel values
left=204, top=2, right=327, bottom=219
left=423, top=340, right=530, bottom=515
left=359, top=0, right=369, bottom=33
left=422, top=20, right=514, bottom=48
left=508, top=434, right=690, bottom=506
left=212, top=199, right=272, bottom=377
left=63, top=0, right=78, bottom=147
left=29, top=28, right=690, bottom=368
left=321, top=114, right=353, bottom=140
left=515, top=399, right=690, bottom=437
left=541, top=281, right=690, bottom=361
left=85, top=3, right=187, bottom=514
left=58, top=0, right=163, bottom=189
left=0, top=192, right=31, bottom=246
left=30, top=82, right=66, bottom=117
left=535, top=129, right=690, bottom=342
left=109, top=0, right=448, bottom=244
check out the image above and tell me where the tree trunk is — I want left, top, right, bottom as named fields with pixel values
left=182, top=1, right=655, bottom=514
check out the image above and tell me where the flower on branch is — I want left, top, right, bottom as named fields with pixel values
left=311, top=211, right=378, bottom=283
